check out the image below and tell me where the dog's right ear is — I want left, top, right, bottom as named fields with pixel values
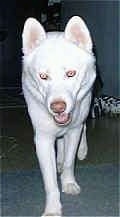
left=22, top=18, right=46, bottom=55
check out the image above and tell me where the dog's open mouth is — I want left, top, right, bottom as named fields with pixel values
left=54, top=113, right=71, bottom=126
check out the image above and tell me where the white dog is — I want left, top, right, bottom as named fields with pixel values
left=22, top=16, right=96, bottom=216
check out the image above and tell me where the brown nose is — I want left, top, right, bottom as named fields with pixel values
left=50, top=100, right=66, bottom=113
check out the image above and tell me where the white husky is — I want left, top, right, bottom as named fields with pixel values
left=22, top=16, right=96, bottom=216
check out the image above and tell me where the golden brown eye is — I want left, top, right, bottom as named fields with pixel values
left=66, top=70, right=76, bottom=77
left=39, top=73, right=49, bottom=80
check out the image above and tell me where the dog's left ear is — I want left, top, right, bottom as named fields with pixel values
left=65, top=16, right=93, bottom=52
left=22, top=18, right=46, bottom=55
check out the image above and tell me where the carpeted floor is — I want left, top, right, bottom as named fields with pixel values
left=1, top=164, right=119, bottom=216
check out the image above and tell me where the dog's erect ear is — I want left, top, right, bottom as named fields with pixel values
left=65, top=16, right=92, bottom=52
left=22, top=18, right=46, bottom=55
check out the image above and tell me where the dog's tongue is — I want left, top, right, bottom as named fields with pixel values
left=54, top=113, right=70, bottom=125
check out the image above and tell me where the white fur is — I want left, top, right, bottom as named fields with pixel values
left=22, top=16, right=96, bottom=216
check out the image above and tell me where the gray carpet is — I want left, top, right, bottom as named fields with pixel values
left=1, top=164, right=119, bottom=216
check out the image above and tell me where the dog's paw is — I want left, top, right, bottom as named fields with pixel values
left=42, top=201, right=62, bottom=217
left=62, top=181, right=81, bottom=195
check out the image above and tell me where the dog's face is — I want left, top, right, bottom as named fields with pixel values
left=22, top=16, right=95, bottom=125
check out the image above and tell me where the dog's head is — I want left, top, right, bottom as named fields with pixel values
left=22, top=16, right=96, bottom=126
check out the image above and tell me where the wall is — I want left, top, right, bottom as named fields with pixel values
left=61, top=0, right=119, bottom=97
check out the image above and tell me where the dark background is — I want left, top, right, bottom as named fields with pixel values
left=0, top=0, right=119, bottom=97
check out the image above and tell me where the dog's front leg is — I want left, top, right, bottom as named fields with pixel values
left=35, top=131, right=62, bottom=216
left=61, top=126, right=83, bottom=195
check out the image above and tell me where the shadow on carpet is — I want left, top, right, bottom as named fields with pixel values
left=1, top=164, right=119, bottom=216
